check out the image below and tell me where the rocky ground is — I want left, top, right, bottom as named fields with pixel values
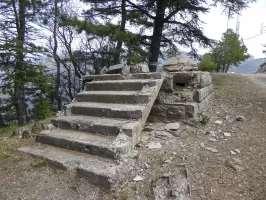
left=0, top=73, right=266, bottom=200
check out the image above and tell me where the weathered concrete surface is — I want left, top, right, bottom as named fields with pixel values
left=51, top=115, right=137, bottom=136
left=130, top=63, right=149, bottom=74
left=76, top=91, right=151, bottom=104
left=18, top=144, right=119, bottom=189
left=82, top=72, right=163, bottom=82
left=19, top=72, right=165, bottom=188
left=100, top=66, right=108, bottom=75
left=194, top=84, right=214, bottom=103
left=164, top=56, right=197, bottom=72
left=149, top=103, right=199, bottom=123
left=157, top=90, right=194, bottom=104
left=85, top=79, right=157, bottom=91
left=70, top=102, right=145, bottom=119
left=36, top=129, right=116, bottom=159
left=107, top=64, right=130, bottom=74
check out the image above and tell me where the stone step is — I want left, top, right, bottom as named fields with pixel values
left=76, top=91, right=151, bottom=104
left=18, top=144, right=118, bottom=189
left=82, top=73, right=163, bottom=83
left=51, top=115, right=138, bottom=136
left=85, top=79, right=157, bottom=91
left=36, top=129, right=116, bottom=159
left=70, top=102, right=145, bottom=119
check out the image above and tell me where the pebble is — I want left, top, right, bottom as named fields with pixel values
left=206, top=147, right=218, bottom=153
left=165, top=122, right=180, bottom=131
left=236, top=116, right=246, bottom=121
left=144, top=163, right=149, bottom=169
left=230, top=151, right=237, bottom=155
left=232, top=165, right=244, bottom=172
left=147, top=142, right=162, bottom=149
left=235, top=149, right=241, bottom=154
left=209, top=138, right=217, bottom=142
left=205, top=131, right=216, bottom=137
left=223, top=132, right=232, bottom=137
left=214, top=120, right=223, bottom=125
left=133, top=175, right=143, bottom=182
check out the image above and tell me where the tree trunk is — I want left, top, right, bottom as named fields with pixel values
left=114, top=0, right=126, bottom=64
left=14, top=0, right=26, bottom=126
left=148, top=0, right=167, bottom=72
left=53, top=0, right=62, bottom=111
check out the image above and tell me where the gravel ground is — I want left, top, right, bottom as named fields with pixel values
left=0, top=73, right=265, bottom=200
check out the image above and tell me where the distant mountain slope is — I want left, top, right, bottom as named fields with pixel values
left=228, top=58, right=265, bottom=74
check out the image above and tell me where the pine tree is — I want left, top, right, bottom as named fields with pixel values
left=211, top=29, right=249, bottom=72
left=126, top=0, right=255, bottom=71
left=0, top=0, right=51, bottom=125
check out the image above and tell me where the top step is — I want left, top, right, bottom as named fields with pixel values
left=85, top=79, right=158, bottom=91
left=82, top=73, right=163, bottom=82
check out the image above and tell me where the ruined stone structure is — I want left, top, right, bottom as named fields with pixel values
left=18, top=57, right=213, bottom=188
left=149, top=71, right=213, bottom=123
left=149, top=56, right=213, bottom=124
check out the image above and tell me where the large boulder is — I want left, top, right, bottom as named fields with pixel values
left=256, top=62, right=266, bottom=73
left=130, top=63, right=150, bottom=73
left=107, top=64, right=130, bottom=74
left=164, top=56, right=197, bottom=72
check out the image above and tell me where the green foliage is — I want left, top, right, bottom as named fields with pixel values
left=198, top=53, right=218, bottom=72
left=211, top=29, right=249, bottom=72
left=34, top=99, right=53, bottom=120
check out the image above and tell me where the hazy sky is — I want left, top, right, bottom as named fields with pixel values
left=198, top=0, right=266, bottom=59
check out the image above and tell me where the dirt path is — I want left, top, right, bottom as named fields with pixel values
left=243, top=74, right=266, bottom=88
left=186, top=74, right=266, bottom=200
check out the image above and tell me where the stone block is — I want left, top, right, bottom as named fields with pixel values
left=107, top=64, right=130, bottom=74
left=194, top=84, right=213, bottom=102
left=184, top=103, right=199, bottom=118
left=164, top=56, right=197, bottom=72
left=157, top=91, right=194, bottom=104
left=198, top=92, right=213, bottom=112
left=169, top=71, right=212, bottom=89
left=100, top=66, right=108, bottom=75
left=171, top=71, right=200, bottom=88
left=161, top=74, right=173, bottom=91
left=199, top=72, right=212, bottom=88
left=130, top=63, right=149, bottom=73
left=149, top=105, right=186, bottom=122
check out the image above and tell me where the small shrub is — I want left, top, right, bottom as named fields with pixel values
left=31, top=159, right=48, bottom=168
left=200, top=114, right=210, bottom=125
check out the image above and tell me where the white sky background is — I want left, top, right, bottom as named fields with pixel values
left=197, top=0, right=266, bottom=59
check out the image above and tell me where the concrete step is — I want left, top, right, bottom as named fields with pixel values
left=76, top=91, right=151, bottom=104
left=82, top=73, right=163, bottom=83
left=71, top=102, right=145, bottom=119
left=36, top=129, right=116, bottom=159
left=51, top=115, right=138, bottom=136
left=18, top=144, right=118, bottom=189
left=85, top=79, right=157, bottom=91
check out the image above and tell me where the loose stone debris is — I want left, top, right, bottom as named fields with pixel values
left=236, top=116, right=246, bottom=121
left=223, top=132, right=232, bottom=137
left=133, top=175, right=144, bottom=182
left=165, top=122, right=180, bottom=131
left=147, top=142, right=162, bottom=149
left=206, top=147, right=219, bottom=153
left=214, top=120, right=223, bottom=125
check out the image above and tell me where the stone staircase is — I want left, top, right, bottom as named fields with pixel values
left=18, top=72, right=164, bottom=189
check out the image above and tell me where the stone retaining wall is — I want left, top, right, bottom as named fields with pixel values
left=148, top=71, right=213, bottom=123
